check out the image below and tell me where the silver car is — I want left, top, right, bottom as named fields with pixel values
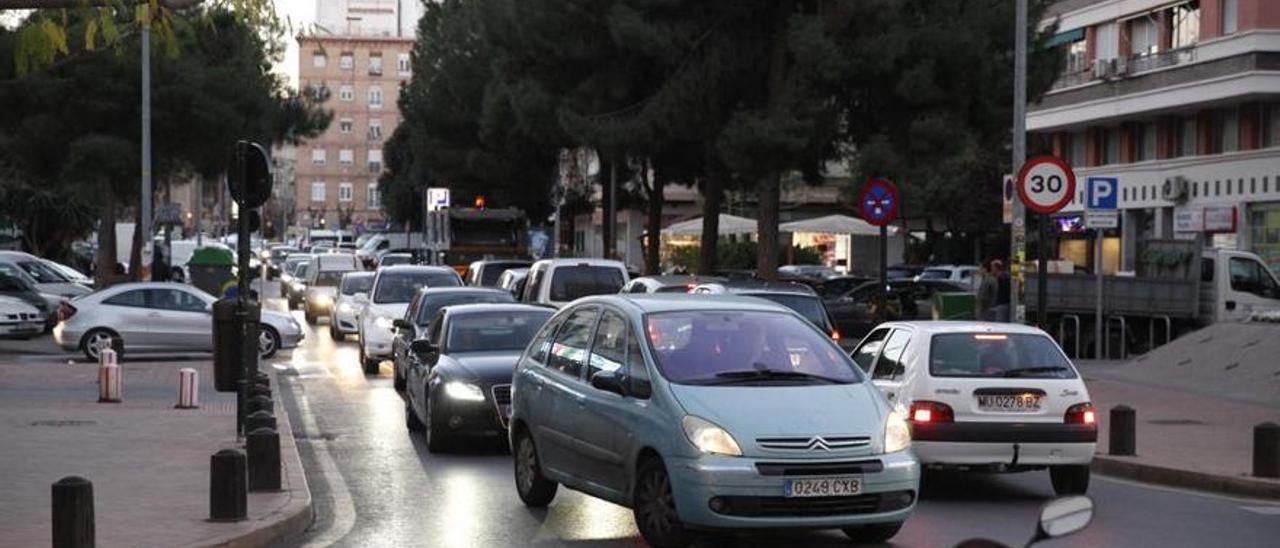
left=54, top=282, right=303, bottom=361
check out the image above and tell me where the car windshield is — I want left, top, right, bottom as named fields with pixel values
left=549, top=266, right=624, bottom=301
left=747, top=293, right=829, bottom=330
left=313, top=271, right=346, bottom=287
left=447, top=310, right=552, bottom=353
left=17, top=260, right=69, bottom=283
left=340, top=274, right=374, bottom=295
left=645, top=310, right=860, bottom=385
left=373, top=272, right=461, bottom=303
left=929, top=333, right=1077, bottom=379
left=919, top=269, right=951, bottom=280
left=380, top=255, right=412, bottom=266
left=0, top=271, right=33, bottom=291
left=416, top=293, right=516, bottom=326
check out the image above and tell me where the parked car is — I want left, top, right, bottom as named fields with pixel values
left=41, top=259, right=93, bottom=287
left=331, top=272, right=375, bottom=341
left=496, top=268, right=529, bottom=298
left=621, top=275, right=725, bottom=294
left=378, top=253, right=416, bottom=268
left=691, top=281, right=838, bottom=338
left=520, top=258, right=629, bottom=308
left=303, top=254, right=362, bottom=324
left=0, top=271, right=55, bottom=331
left=851, top=321, right=1095, bottom=495
left=390, top=287, right=516, bottom=391
left=886, top=264, right=923, bottom=280
left=54, top=282, right=303, bottom=361
left=510, top=294, right=919, bottom=547
left=405, top=303, right=554, bottom=451
left=826, top=279, right=972, bottom=341
left=465, top=260, right=533, bottom=287
left=0, top=295, right=45, bottom=339
left=915, top=265, right=979, bottom=286
left=285, top=259, right=313, bottom=310
left=0, top=251, right=91, bottom=300
left=357, top=266, right=464, bottom=374
left=812, top=275, right=873, bottom=300
left=778, top=264, right=840, bottom=282
left=267, top=245, right=299, bottom=278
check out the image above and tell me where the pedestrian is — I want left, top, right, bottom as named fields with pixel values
left=976, top=260, right=998, bottom=321
left=992, top=259, right=1011, bottom=322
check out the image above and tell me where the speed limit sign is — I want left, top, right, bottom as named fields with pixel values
left=1016, top=156, right=1076, bottom=214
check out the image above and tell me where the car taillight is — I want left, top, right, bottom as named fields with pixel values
left=1065, top=402, right=1096, bottom=425
left=909, top=401, right=954, bottom=424
left=58, top=302, right=77, bottom=322
left=831, top=330, right=841, bottom=341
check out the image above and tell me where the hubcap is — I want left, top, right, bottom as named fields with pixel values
left=639, top=468, right=675, bottom=535
left=258, top=330, right=275, bottom=355
left=87, top=333, right=111, bottom=358
left=517, top=436, right=536, bottom=493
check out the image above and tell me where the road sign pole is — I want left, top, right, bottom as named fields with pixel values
left=1038, top=213, right=1049, bottom=330
left=879, top=224, right=887, bottom=289
left=1095, top=230, right=1103, bottom=359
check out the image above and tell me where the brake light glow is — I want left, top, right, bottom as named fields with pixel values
left=831, top=330, right=841, bottom=341
left=912, top=408, right=932, bottom=422
left=1065, top=403, right=1096, bottom=425
left=973, top=334, right=1008, bottom=340
left=908, top=401, right=954, bottom=424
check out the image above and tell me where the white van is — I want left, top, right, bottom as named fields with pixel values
left=1199, top=248, right=1280, bottom=322
left=519, top=258, right=629, bottom=308
left=302, top=254, right=363, bottom=323
left=356, top=233, right=424, bottom=267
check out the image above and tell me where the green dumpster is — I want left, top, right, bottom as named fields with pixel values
left=188, top=247, right=236, bottom=296
left=932, top=292, right=976, bottom=321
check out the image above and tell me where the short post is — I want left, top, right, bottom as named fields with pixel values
left=176, top=368, right=199, bottom=409
left=1109, top=405, right=1136, bottom=456
left=209, top=449, right=247, bottom=521
left=97, top=349, right=121, bottom=403
left=247, top=395, right=273, bottom=415
left=247, top=428, right=281, bottom=491
left=245, top=410, right=277, bottom=432
left=249, top=383, right=271, bottom=400
left=52, top=476, right=94, bottom=548
left=1254, top=422, right=1280, bottom=478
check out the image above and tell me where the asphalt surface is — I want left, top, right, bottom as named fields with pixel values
left=272, top=314, right=1280, bottom=548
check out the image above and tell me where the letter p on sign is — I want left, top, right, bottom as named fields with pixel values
left=1087, top=177, right=1118, bottom=210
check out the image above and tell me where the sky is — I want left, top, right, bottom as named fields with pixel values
left=273, top=0, right=317, bottom=88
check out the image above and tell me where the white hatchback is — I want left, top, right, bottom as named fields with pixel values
left=850, top=321, right=1096, bottom=495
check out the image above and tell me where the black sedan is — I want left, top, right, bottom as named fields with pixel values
left=826, top=279, right=972, bottom=341
left=390, top=287, right=516, bottom=391
left=404, top=304, right=554, bottom=452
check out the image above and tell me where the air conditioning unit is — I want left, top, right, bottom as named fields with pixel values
left=1093, top=60, right=1110, bottom=80
left=1114, top=57, right=1129, bottom=77
left=1162, top=176, right=1189, bottom=203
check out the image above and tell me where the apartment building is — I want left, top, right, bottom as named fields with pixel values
left=293, top=0, right=415, bottom=231
left=1031, top=0, right=1280, bottom=272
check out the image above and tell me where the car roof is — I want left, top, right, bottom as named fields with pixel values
left=442, top=303, right=554, bottom=316
left=875, top=321, right=1047, bottom=336
left=531, top=258, right=626, bottom=268
left=377, top=265, right=457, bottom=274
left=341, top=271, right=374, bottom=279
left=573, top=293, right=796, bottom=315
left=699, top=280, right=817, bottom=296
left=634, top=275, right=725, bottom=285
left=415, top=286, right=509, bottom=297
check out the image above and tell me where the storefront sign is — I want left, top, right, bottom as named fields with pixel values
left=1174, top=210, right=1202, bottom=233
left=1084, top=210, right=1118, bottom=229
left=1203, top=206, right=1237, bottom=233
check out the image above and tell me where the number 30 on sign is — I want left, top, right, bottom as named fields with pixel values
left=1016, top=156, right=1076, bottom=215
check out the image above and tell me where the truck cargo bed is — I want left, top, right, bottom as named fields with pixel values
left=1024, top=274, right=1200, bottom=318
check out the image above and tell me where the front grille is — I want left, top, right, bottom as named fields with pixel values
left=756, top=435, right=871, bottom=452
left=755, top=459, right=884, bottom=477
left=712, top=490, right=915, bottom=518
left=491, top=384, right=512, bottom=428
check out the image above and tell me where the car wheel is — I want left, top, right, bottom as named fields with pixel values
left=80, top=328, right=121, bottom=362
left=304, top=309, right=316, bottom=325
left=361, top=349, right=380, bottom=375
left=329, top=322, right=342, bottom=342
left=1050, top=465, right=1090, bottom=495
left=424, top=391, right=452, bottom=453
left=405, top=398, right=425, bottom=432
left=513, top=427, right=557, bottom=507
left=258, top=326, right=281, bottom=359
left=393, top=361, right=406, bottom=391
left=842, top=522, right=904, bottom=543
left=634, top=457, right=693, bottom=548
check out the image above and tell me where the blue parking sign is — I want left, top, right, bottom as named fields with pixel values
left=1086, top=177, right=1118, bottom=210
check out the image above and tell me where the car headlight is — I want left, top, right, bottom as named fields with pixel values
left=338, top=302, right=352, bottom=313
left=444, top=381, right=485, bottom=401
left=313, top=294, right=334, bottom=307
left=374, top=316, right=394, bottom=330
left=884, top=409, right=911, bottom=453
left=681, top=415, right=742, bottom=457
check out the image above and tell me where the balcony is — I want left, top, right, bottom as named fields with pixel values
left=1049, top=46, right=1196, bottom=92
left=1128, top=46, right=1196, bottom=74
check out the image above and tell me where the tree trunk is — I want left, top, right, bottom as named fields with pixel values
left=755, top=172, right=780, bottom=280
left=95, top=192, right=117, bottom=289
left=128, top=207, right=143, bottom=281
left=698, top=157, right=725, bottom=275
left=644, top=162, right=663, bottom=275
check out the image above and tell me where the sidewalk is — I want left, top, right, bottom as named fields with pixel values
left=1080, top=361, right=1280, bottom=499
left=0, top=357, right=311, bottom=547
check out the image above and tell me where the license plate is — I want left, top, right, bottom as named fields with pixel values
left=783, top=477, right=862, bottom=498
left=977, top=394, right=1043, bottom=412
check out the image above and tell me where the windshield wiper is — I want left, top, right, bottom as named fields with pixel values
left=1002, top=366, right=1070, bottom=378
left=706, top=368, right=843, bottom=385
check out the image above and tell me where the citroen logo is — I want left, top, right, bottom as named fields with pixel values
left=806, top=437, right=833, bottom=452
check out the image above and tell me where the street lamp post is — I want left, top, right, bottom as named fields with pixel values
left=140, top=8, right=153, bottom=280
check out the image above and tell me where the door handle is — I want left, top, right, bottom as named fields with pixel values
left=1226, top=300, right=1237, bottom=311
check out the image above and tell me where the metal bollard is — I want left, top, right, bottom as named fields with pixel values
left=1109, top=405, right=1136, bottom=456
left=176, top=368, right=199, bottom=409
left=52, top=476, right=94, bottom=548
left=247, top=395, right=273, bottom=415
left=249, top=383, right=272, bottom=399
left=245, top=410, right=277, bottom=432
left=97, top=362, right=121, bottom=404
left=247, top=427, right=282, bottom=491
left=209, top=449, right=247, bottom=521
left=1254, top=422, right=1280, bottom=478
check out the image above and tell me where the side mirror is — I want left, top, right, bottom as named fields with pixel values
left=410, top=338, right=438, bottom=358
left=393, top=318, right=413, bottom=331
left=589, top=370, right=626, bottom=396
left=1034, top=496, right=1093, bottom=544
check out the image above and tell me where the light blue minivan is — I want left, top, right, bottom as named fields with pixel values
left=509, top=294, right=920, bottom=548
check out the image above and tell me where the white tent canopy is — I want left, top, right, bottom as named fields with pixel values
left=661, top=214, right=758, bottom=236
left=779, top=214, right=898, bottom=236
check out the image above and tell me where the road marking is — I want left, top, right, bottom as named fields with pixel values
left=1096, top=475, right=1280, bottom=505
left=287, top=377, right=357, bottom=548
left=1239, top=505, right=1280, bottom=515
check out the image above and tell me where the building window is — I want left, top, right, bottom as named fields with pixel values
left=1129, top=16, right=1158, bottom=57
left=1103, top=127, right=1121, bottom=165
left=1069, top=131, right=1086, bottom=168
left=1178, top=116, right=1197, bottom=157
left=367, top=183, right=381, bottom=208
left=1221, top=108, right=1239, bottom=153
left=1170, top=1, right=1200, bottom=50
left=311, top=181, right=326, bottom=202
left=338, top=182, right=353, bottom=202
left=312, top=51, right=326, bottom=68
left=1096, top=22, right=1119, bottom=60
left=1222, top=0, right=1238, bottom=35
left=367, top=149, right=383, bottom=173
left=339, top=85, right=354, bottom=102
left=339, top=119, right=353, bottom=134
left=368, top=54, right=383, bottom=76
left=1137, top=122, right=1158, bottom=161
left=1065, top=39, right=1088, bottom=73
left=1264, top=103, right=1280, bottom=148
left=368, top=118, right=383, bottom=140
left=397, top=53, right=411, bottom=75
left=311, top=148, right=326, bottom=166
left=339, top=149, right=354, bottom=166
left=368, top=86, right=383, bottom=108
left=340, top=53, right=353, bottom=70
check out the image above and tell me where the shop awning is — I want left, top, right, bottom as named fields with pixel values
left=1044, top=27, right=1085, bottom=48
left=779, top=214, right=898, bottom=236
left=661, top=214, right=757, bottom=236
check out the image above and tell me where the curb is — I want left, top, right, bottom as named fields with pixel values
left=196, top=370, right=314, bottom=548
left=1093, top=456, right=1280, bottom=500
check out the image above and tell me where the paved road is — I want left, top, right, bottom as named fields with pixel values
left=274, top=315, right=1280, bottom=548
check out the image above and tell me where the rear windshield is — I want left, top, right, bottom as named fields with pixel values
left=549, top=266, right=624, bottom=301
left=380, top=255, right=413, bottom=266
left=919, top=269, right=951, bottom=280
left=416, top=292, right=516, bottom=326
left=481, top=265, right=520, bottom=287
left=340, top=274, right=374, bottom=295
left=313, top=271, right=346, bottom=287
left=656, top=285, right=693, bottom=294
left=929, top=333, right=1076, bottom=379
left=447, top=310, right=553, bottom=353
left=374, top=272, right=462, bottom=303
left=645, top=310, right=860, bottom=386
left=748, top=293, right=829, bottom=331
